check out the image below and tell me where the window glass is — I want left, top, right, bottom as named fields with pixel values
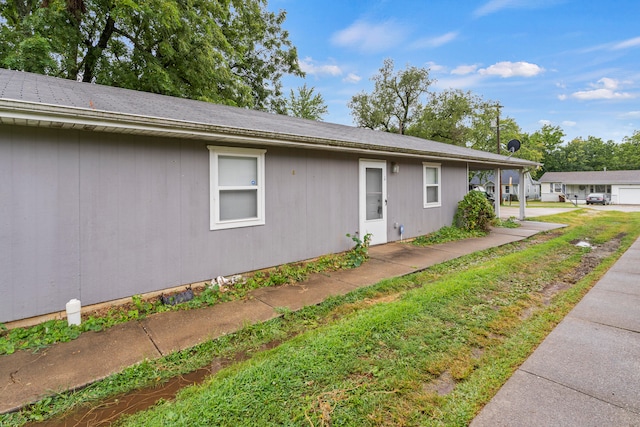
left=220, top=190, right=258, bottom=221
left=218, top=156, right=257, bottom=186
left=424, top=167, right=438, bottom=185
left=426, top=186, right=439, bottom=203
left=423, top=163, right=441, bottom=208
left=366, top=168, right=383, bottom=220
left=209, top=146, right=266, bottom=230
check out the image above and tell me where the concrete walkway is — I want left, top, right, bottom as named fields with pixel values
left=0, top=221, right=563, bottom=415
left=471, top=235, right=640, bottom=426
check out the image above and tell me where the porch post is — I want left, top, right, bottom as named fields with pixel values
left=495, top=168, right=501, bottom=219
left=519, top=169, right=526, bottom=220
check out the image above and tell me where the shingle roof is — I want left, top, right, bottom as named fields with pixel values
left=539, top=170, right=640, bottom=184
left=0, top=69, right=538, bottom=169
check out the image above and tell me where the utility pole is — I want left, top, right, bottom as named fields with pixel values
left=495, top=103, right=503, bottom=207
left=496, top=103, right=502, bottom=154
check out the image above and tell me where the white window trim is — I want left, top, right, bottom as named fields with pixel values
left=208, top=146, right=266, bottom=230
left=423, top=162, right=442, bottom=208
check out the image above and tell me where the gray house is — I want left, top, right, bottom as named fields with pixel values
left=0, top=69, right=538, bottom=323
left=540, top=171, right=640, bottom=204
left=470, top=170, right=540, bottom=201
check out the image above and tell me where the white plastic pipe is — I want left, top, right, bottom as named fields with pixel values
left=66, top=299, right=82, bottom=326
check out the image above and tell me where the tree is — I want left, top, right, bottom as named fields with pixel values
left=615, top=131, right=640, bottom=170
left=408, top=89, right=479, bottom=146
left=282, top=84, right=328, bottom=121
left=348, top=58, right=433, bottom=134
left=0, top=0, right=303, bottom=110
left=558, top=136, right=617, bottom=172
left=529, top=124, right=565, bottom=178
left=465, top=104, right=526, bottom=154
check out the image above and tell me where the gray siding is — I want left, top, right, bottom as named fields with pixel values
left=385, top=160, right=467, bottom=240
left=2, top=126, right=466, bottom=322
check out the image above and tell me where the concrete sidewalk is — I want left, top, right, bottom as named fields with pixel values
left=471, top=236, right=640, bottom=426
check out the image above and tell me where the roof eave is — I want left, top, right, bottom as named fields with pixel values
left=0, top=99, right=540, bottom=169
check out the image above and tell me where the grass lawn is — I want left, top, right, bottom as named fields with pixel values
left=4, top=210, right=639, bottom=426
left=112, top=210, right=640, bottom=427
left=504, top=200, right=580, bottom=209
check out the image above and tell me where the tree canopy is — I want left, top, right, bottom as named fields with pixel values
left=281, top=84, right=328, bottom=121
left=348, top=58, right=432, bottom=134
left=0, top=0, right=303, bottom=110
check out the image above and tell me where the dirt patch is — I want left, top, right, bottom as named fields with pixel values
left=423, top=371, right=456, bottom=396
left=540, top=233, right=625, bottom=305
left=32, top=339, right=286, bottom=427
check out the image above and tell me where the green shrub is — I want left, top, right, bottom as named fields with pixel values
left=454, top=191, right=496, bottom=232
left=345, top=232, right=372, bottom=267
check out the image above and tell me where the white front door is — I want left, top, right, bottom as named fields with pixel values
left=359, top=160, right=387, bottom=245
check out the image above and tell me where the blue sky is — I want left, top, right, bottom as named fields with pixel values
left=271, top=0, right=640, bottom=144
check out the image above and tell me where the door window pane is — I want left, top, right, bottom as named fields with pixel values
left=366, top=168, right=383, bottom=220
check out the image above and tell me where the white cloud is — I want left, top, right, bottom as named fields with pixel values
left=537, top=119, right=576, bottom=127
left=598, top=77, right=618, bottom=90
left=342, top=73, right=361, bottom=84
left=451, top=64, right=479, bottom=75
left=558, top=94, right=568, bottom=101
left=425, top=61, right=446, bottom=72
left=474, top=0, right=518, bottom=17
left=434, top=74, right=484, bottom=90
left=411, top=31, right=459, bottom=49
left=473, top=0, right=562, bottom=17
left=299, top=57, right=342, bottom=77
left=478, top=61, right=545, bottom=78
left=621, top=111, right=640, bottom=118
left=331, top=19, right=408, bottom=53
left=571, top=78, right=634, bottom=100
left=612, top=36, right=640, bottom=50
left=581, top=36, right=640, bottom=54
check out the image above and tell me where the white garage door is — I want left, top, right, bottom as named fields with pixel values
left=619, top=188, right=640, bottom=204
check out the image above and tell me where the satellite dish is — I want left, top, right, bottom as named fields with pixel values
left=507, top=139, right=521, bottom=153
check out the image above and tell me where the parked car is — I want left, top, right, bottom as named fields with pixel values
left=586, top=193, right=610, bottom=205
left=470, top=186, right=495, bottom=203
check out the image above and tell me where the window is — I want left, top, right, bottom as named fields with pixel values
left=209, top=146, right=266, bottom=230
left=553, top=183, right=562, bottom=193
left=594, top=185, right=611, bottom=193
left=423, top=163, right=441, bottom=208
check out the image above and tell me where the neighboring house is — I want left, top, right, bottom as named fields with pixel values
left=470, top=170, right=540, bottom=201
left=539, top=170, right=640, bottom=204
left=0, top=69, right=538, bottom=323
